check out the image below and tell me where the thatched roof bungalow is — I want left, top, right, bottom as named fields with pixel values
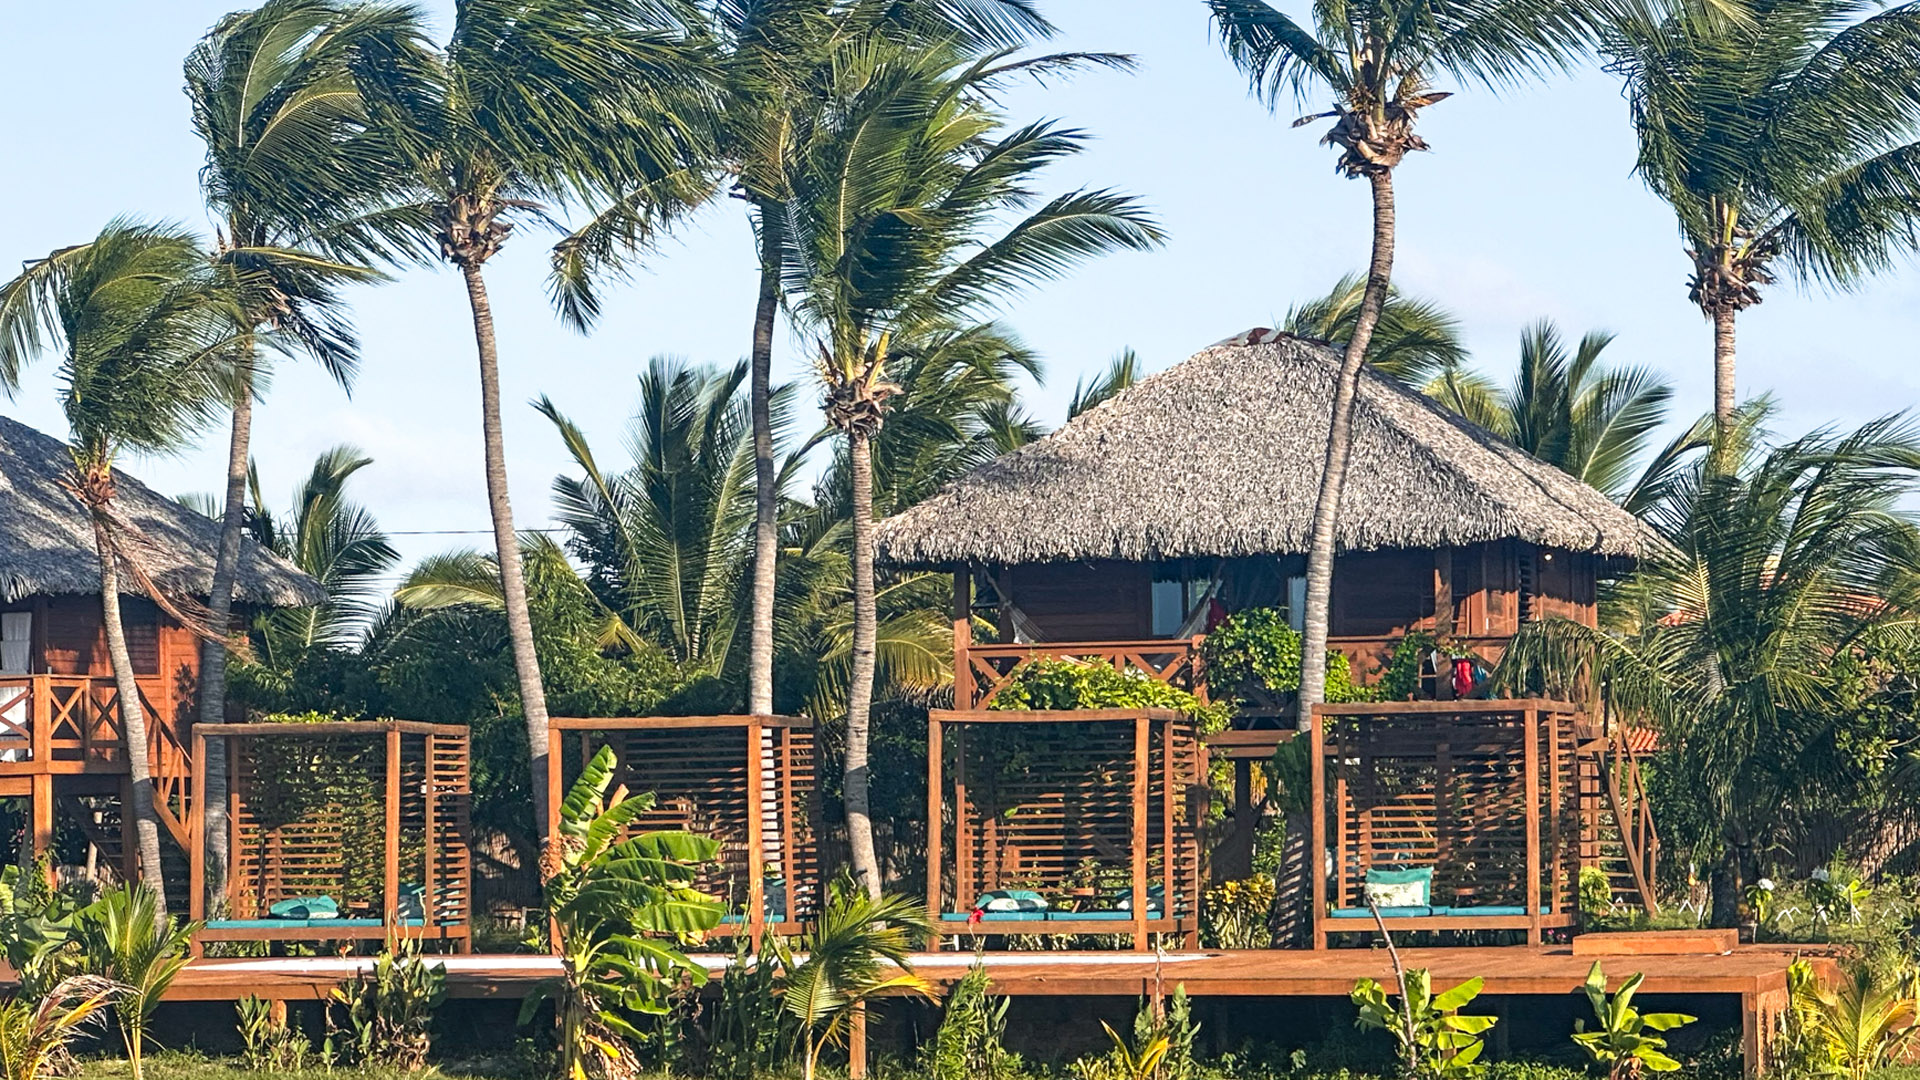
left=876, top=334, right=1650, bottom=702
left=0, top=413, right=321, bottom=715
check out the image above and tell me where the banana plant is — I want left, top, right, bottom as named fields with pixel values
left=522, top=745, right=724, bottom=1080
left=1572, top=962, right=1696, bottom=1077
left=0, top=974, right=121, bottom=1080
left=1352, top=970, right=1498, bottom=1079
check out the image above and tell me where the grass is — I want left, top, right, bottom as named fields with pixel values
left=75, top=1051, right=551, bottom=1080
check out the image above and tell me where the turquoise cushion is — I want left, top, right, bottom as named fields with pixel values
left=1444, top=906, right=1551, bottom=916
left=207, top=918, right=311, bottom=929
left=1329, top=906, right=1433, bottom=918
left=267, top=896, right=339, bottom=919
left=976, top=890, right=1048, bottom=912
left=1056, top=910, right=1152, bottom=922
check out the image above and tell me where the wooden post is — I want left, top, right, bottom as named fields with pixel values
left=29, top=675, right=50, bottom=767
left=30, top=774, right=52, bottom=873
left=953, top=571, right=972, bottom=708
left=848, top=1001, right=869, bottom=1080
left=1434, top=550, right=1455, bottom=638
left=1160, top=716, right=1174, bottom=936
left=424, top=733, right=440, bottom=929
left=1523, top=708, right=1542, bottom=944
left=1309, top=706, right=1327, bottom=950
left=746, top=720, right=766, bottom=946
left=188, top=729, right=208, bottom=926
left=546, top=726, right=565, bottom=846
left=954, top=728, right=970, bottom=914
left=384, top=724, right=401, bottom=926
left=779, top=728, right=799, bottom=929
left=1132, top=711, right=1150, bottom=952
left=1548, top=710, right=1564, bottom=915
left=925, top=714, right=943, bottom=922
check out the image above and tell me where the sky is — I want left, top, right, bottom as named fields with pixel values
left=4, top=2, right=1920, bottom=577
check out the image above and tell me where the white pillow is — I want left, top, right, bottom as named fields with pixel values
left=1364, top=881, right=1426, bottom=908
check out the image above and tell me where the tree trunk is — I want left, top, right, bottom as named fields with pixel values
left=198, top=352, right=253, bottom=911
left=1709, top=852, right=1741, bottom=929
left=1296, top=168, right=1397, bottom=731
left=460, top=260, right=552, bottom=841
left=91, top=507, right=167, bottom=919
left=748, top=227, right=781, bottom=716
left=844, top=428, right=882, bottom=898
left=1712, top=305, right=1737, bottom=435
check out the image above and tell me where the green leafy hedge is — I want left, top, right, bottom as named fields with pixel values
left=988, top=657, right=1232, bottom=733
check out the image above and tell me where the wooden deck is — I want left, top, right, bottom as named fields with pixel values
left=141, top=944, right=1821, bottom=1073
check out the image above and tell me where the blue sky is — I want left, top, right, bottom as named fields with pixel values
left=4, top=2, right=1919, bottom=574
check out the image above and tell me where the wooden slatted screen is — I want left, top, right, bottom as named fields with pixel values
left=220, top=723, right=471, bottom=927
left=554, top=717, right=821, bottom=932
left=929, top=709, right=1204, bottom=942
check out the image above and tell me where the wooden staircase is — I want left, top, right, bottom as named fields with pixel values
left=1580, top=729, right=1661, bottom=917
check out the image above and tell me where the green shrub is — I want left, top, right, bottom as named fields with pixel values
left=1198, top=609, right=1369, bottom=705
left=236, top=995, right=317, bottom=1072
left=326, top=939, right=447, bottom=1070
left=924, top=957, right=1019, bottom=1080
left=1202, top=877, right=1276, bottom=950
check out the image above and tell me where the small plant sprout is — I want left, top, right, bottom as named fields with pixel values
left=1573, top=962, right=1696, bottom=1077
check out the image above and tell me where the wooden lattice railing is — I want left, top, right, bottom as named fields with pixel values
left=0, top=675, right=193, bottom=847
left=956, top=639, right=1204, bottom=708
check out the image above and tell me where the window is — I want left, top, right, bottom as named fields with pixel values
left=1150, top=578, right=1185, bottom=637
left=0, top=613, right=28, bottom=676
left=1286, top=576, right=1307, bottom=632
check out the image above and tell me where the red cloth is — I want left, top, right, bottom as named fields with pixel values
left=1451, top=657, right=1476, bottom=697
left=1205, top=597, right=1229, bottom=631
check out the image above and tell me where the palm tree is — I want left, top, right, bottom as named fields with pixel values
left=775, top=38, right=1163, bottom=893
left=182, top=0, right=427, bottom=895
left=540, top=358, right=794, bottom=674
left=1606, top=0, right=1920, bottom=432
left=0, top=221, right=238, bottom=916
left=781, top=880, right=934, bottom=1080
left=1499, top=412, right=1920, bottom=926
left=352, top=0, right=713, bottom=839
left=1283, top=273, right=1468, bottom=384
left=246, top=447, right=401, bottom=668
left=1068, top=347, right=1139, bottom=420
left=1207, top=0, right=1605, bottom=728
left=686, top=0, right=1058, bottom=718
left=1427, top=320, right=1691, bottom=510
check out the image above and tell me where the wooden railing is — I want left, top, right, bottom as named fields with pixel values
left=0, top=675, right=192, bottom=846
left=955, top=638, right=1205, bottom=709
left=955, top=632, right=1522, bottom=710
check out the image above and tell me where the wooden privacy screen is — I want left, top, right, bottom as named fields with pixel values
left=189, top=721, right=472, bottom=951
left=548, top=716, right=821, bottom=940
left=1310, top=700, right=1582, bottom=948
left=927, top=708, right=1205, bottom=950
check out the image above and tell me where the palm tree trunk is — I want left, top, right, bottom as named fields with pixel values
left=1712, top=305, right=1737, bottom=433
left=198, top=351, right=253, bottom=910
left=748, top=227, right=782, bottom=716
left=460, top=260, right=553, bottom=840
left=844, top=427, right=882, bottom=898
left=1296, top=168, right=1396, bottom=730
left=90, top=507, right=167, bottom=918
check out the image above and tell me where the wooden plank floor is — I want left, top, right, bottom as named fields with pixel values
left=158, top=944, right=1815, bottom=1003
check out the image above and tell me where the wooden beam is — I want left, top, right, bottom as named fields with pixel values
left=189, top=729, right=208, bottom=927
left=1132, top=711, right=1149, bottom=952
left=1310, top=707, right=1328, bottom=950
left=384, top=726, right=401, bottom=925
left=953, top=570, right=972, bottom=708
left=1523, top=708, right=1542, bottom=945
left=925, top=714, right=943, bottom=920
left=746, top=720, right=766, bottom=947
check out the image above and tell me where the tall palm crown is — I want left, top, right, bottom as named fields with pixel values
left=1209, top=0, right=1606, bottom=730
left=1284, top=273, right=1468, bottom=384
left=245, top=447, right=400, bottom=666
left=347, top=0, right=715, bottom=842
left=0, top=220, right=240, bottom=917
left=1606, top=0, right=1920, bottom=426
left=773, top=35, right=1162, bottom=893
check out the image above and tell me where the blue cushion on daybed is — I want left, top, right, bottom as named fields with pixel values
left=1053, top=909, right=1160, bottom=921
left=1442, top=906, right=1551, bottom=916
left=940, top=910, right=1048, bottom=922
left=267, top=896, right=339, bottom=919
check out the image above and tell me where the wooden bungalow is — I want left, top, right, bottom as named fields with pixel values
left=877, top=332, right=1661, bottom=940
left=0, top=414, right=323, bottom=879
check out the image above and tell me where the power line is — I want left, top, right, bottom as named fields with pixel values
left=384, top=527, right=568, bottom=536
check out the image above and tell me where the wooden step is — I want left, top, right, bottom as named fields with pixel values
left=1573, top=929, right=1738, bottom=957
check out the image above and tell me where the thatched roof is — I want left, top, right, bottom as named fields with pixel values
left=0, top=414, right=325, bottom=606
left=877, top=334, right=1652, bottom=567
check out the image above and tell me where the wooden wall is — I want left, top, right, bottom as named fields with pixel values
left=0, top=594, right=201, bottom=725
left=990, top=542, right=1599, bottom=644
